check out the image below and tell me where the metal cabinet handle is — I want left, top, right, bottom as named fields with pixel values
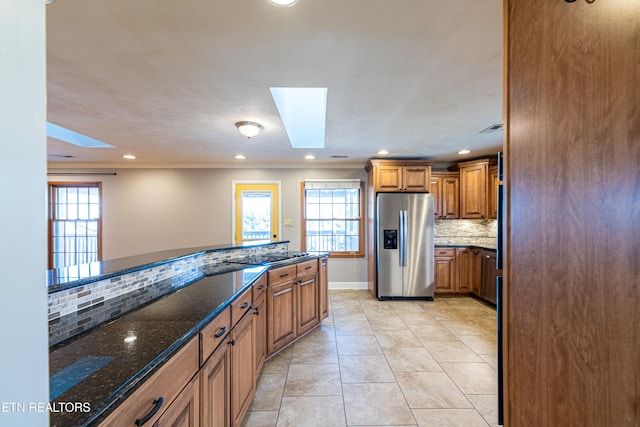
left=135, top=397, right=164, bottom=426
left=254, top=307, right=259, bottom=315
left=273, top=288, right=292, bottom=297
left=279, top=273, right=289, bottom=278
left=214, top=326, right=226, bottom=338
left=240, top=301, right=249, bottom=309
left=229, top=339, right=236, bottom=346
left=305, top=265, right=312, bottom=270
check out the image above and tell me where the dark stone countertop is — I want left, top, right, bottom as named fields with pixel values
left=47, top=240, right=289, bottom=293
left=48, top=265, right=266, bottom=427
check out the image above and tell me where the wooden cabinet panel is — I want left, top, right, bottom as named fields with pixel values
left=455, top=248, right=472, bottom=293
left=296, top=259, right=318, bottom=275
left=434, top=249, right=456, bottom=293
left=471, top=248, right=482, bottom=295
left=431, top=172, right=459, bottom=219
left=318, top=257, right=329, bottom=320
left=156, top=374, right=199, bottom=427
left=296, top=273, right=319, bottom=336
left=252, top=293, right=267, bottom=378
left=403, top=166, right=430, bottom=192
left=252, top=274, right=266, bottom=301
left=267, top=280, right=297, bottom=354
left=375, top=166, right=403, bottom=191
left=459, top=162, right=488, bottom=219
left=267, top=265, right=297, bottom=286
left=488, top=165, right=498, bottom=220
left=230, top=312, right=255, bottom=427
left=199, top=337, right=230, bottom=427
left=200, top=307, right=231, bottom=365
left=231, top=287, right=253, bottom=327
left=99, top=337, right=199, bottom=427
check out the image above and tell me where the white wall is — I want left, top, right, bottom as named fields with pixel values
left=48, top=167, right=369, bottom=285
left=0, top=0, right=49, bottom=425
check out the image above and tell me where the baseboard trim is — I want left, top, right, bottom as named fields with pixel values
left=328, top=281, right=368, bottom=290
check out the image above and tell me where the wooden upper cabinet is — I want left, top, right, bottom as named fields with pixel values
left=451, top=158, right=497, bottom=219
left=431, top=172, right=459, bottom=219
left=366, top=159, right=434, bottom=193
left=488, top=165, right=499, bottom=220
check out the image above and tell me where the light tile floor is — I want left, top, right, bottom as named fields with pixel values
left=242, top=290, right=498, bottom=427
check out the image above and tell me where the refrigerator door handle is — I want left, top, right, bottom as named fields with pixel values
left=399, top=210, right=408, bottom=266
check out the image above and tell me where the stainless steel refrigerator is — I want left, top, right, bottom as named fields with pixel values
left=376, top=192, right=434, bottom=299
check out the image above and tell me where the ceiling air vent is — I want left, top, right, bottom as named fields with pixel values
left=479, top=124, right=503, bottom=134
left=331, top=155, right=349, bottom=159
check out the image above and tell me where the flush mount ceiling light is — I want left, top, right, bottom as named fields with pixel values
left=458, top=149, right=471, bottom=155
left=304, top=154, right=315, bottom=160
left=268, top=0, right=298, bottom=6
left=234, top=154, right=246, bottom=160
left=123, top=154, right=136, bottom=159
left=377, top=150, right=389, bottom=155
left=235, top=121, right=263, bottom=138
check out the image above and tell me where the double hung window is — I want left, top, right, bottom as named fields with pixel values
left=48, top=182, right=102, bottom=269
left=301, top=180, right=364, bottom=257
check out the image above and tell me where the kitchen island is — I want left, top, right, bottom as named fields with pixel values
left=48, top=242, right=329, bottom=426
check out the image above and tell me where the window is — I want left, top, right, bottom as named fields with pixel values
left=48, top=182, right=102, bottom=269
left=301, top=180, right=364, bottom=258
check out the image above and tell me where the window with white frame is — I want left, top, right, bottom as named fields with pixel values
left=48, top=182, right=102, bottom=269
left=301, top=180, right=364, bottom=257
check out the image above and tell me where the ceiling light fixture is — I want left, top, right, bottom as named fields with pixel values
left=268, top=0, right=298, bottom=7
left=304, top=154, right=315, bottom=160
left=234, top=155, right=246, bottom=160
left=377, top=150, right=389, bottom=155
left=458, top=149, right=471, bottom=155
left=235, top=121, right=263, bottom=138
left=123, top=154, right=136, bottom=159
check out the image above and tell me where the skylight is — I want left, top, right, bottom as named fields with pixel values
left=269, top=87, right=327, bottom=149
left=47, top=122, right=115, bottom=148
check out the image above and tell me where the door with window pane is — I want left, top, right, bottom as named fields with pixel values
left=234, top=183, right=279, bottom=244
left=49, top=183, right=102, bottom=269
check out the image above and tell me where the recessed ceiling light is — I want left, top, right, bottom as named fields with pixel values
left=458, top=149, right=471, bottom=155
left=304, top=155, right=315, bottom=160
left=268, top=0, right=298, bottom=6
left=123, top=154, right=136, bottom=159
left=234, top=155, right=246, bottom=160
left=377, top=150, right=389, bottom=155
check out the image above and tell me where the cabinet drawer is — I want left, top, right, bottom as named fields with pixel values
left=252, top=274, right=266, bottom=301
left=296, top=260, right=318, bottom=276
left=435, top=248, right=455, bottom=257
left=231, top=287, right=253, bottom=326
left=268, top=265, right=297, bottom=286
left=99, top=337, right=199, bottom=427
left=200, top=306, right=231, bottom=365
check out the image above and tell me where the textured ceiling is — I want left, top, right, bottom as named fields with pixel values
left=46, top=0, right=503, bottom=168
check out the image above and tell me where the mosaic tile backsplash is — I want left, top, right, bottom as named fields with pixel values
left=48, top=243, right=288, bottom=344
left=434, top=219, right=497, bottom=238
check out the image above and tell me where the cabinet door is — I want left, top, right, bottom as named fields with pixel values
left=430, top=177, right=442, bottom=218
left=455, top=248, right=472, bottom=293
left=267, top=280, right=297, bottom=355
left=230, top=312, right=255, bottom=427
left=375, top=166, right=403, bottom=191
left=441, top=176, right=460, bottom=219
left=200, top=338, right=230, bottom=427
left=156, top=374, right=200, bottom=427
left=471, top=248, right=482, bottom=295
left=434, top=253, right=456, bottom=293
left=318, top=257, right=329, bottom=320
left=252, top=293, right=267, bottom=378
left=488, top=165, right=499, bottom=219
left=297, top=273, right=319, bottom=336
left=460, top=163, right=488, bottom=219
left=403, top=166, right=429, bottom=192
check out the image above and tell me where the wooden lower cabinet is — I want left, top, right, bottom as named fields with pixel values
left=230, top=311, right=255, bottom=427
left=470, top=248, right=482, bottom=295
left=267, top=279, right=297, bottom=354
left=455, top=248, right=473, bottom=293
left=296, top=272, right=319, bottom=336
left=434, top=248, right=456, bottom=293
left=199, top=337, right=230, bottom=427
left=156, top=374, right=200, bottom=427
left=252, top=292, right=267, bottom=378
left=318, top=257, right=329, bottom=320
